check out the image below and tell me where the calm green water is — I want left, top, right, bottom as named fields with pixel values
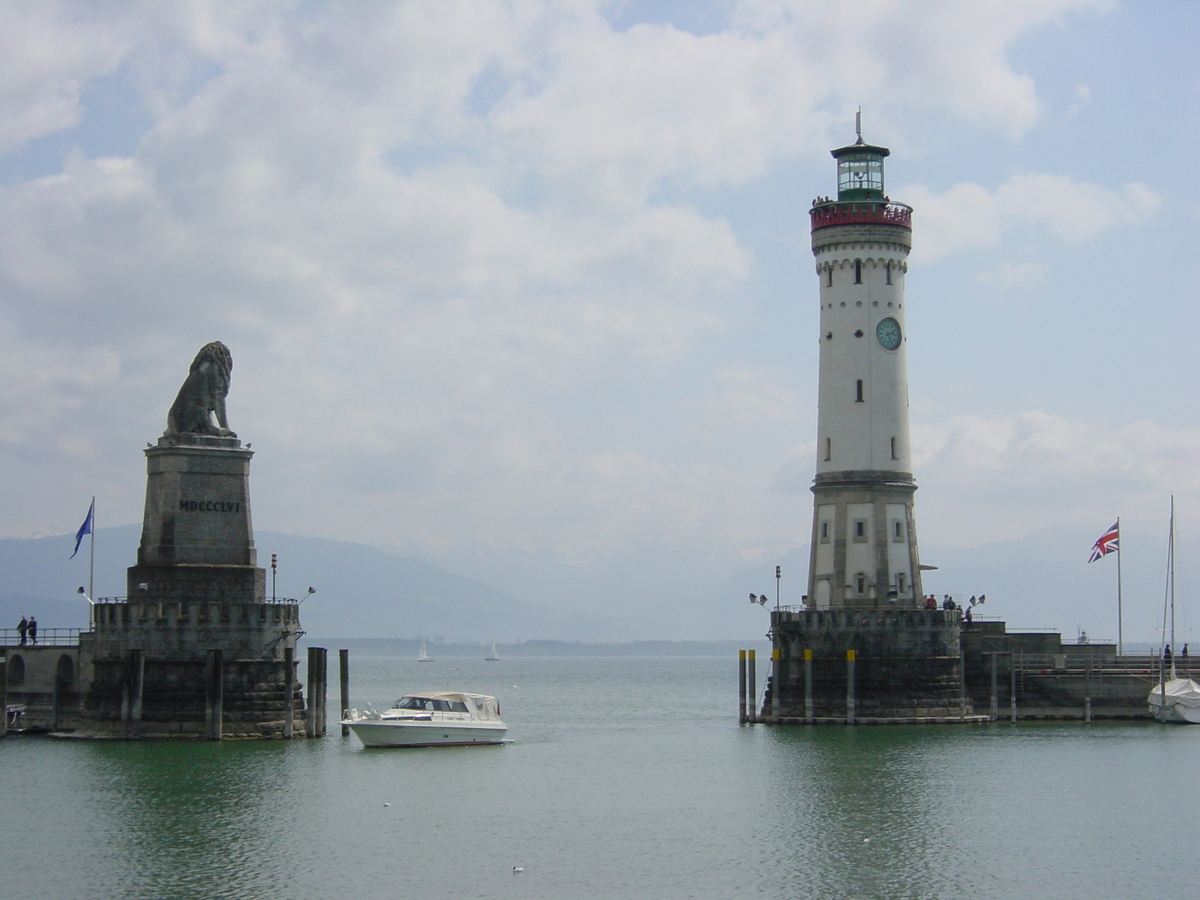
left=3, top=655, right=1197, bottom=899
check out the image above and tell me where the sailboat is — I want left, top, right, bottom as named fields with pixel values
left=485, top=642, right=500, bottom=661
left=417, top=639, right=433, bottom=662
left=1147, top=498, right=1200, bottom=723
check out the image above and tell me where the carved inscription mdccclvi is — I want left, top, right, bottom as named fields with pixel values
left=179, top=500, right=242, bottom=512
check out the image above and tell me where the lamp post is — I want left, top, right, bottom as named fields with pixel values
left=77, top=586, right=94, bottom=630
left=776, top=566, right=781, bottom=611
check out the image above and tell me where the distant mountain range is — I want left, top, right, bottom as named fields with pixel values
left=0, top=526, right=601, bottom=643
left=0, top=523, right=1181, bottom=645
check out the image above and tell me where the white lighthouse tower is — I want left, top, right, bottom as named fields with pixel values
left=806, top=122, right=921, bottom=610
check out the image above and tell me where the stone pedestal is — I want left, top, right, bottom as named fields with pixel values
left=127, top=435, right=263, bottom=603
left=78, top=433, right=306, bottom=739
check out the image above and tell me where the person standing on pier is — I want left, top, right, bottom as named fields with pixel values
left=17, top=616, right=28, bottom=645
left=27, top=616, right=37, bottom=645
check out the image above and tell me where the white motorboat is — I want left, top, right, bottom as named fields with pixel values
left=342, top=691, right=508, bottom=748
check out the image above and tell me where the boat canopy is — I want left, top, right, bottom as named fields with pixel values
left=391, top=692, right=501, bottom=719
left=1149, top=678, right=1200, bottom=710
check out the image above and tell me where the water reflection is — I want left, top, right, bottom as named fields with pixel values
left=75, top=741, right=318, bottom=899
left=6, top=660, right=1200, bottom=900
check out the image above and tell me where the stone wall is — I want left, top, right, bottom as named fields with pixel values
left=761, top=607, right=979, bottom=723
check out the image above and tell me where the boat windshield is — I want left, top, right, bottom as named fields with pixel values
left=394, top=696, right=470, bottom=713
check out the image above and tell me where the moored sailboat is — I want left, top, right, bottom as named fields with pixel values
left=1147, top=497, right=1200, bottom=723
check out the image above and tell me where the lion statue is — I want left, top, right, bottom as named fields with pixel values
left=164, top=341, right=237, bottom=437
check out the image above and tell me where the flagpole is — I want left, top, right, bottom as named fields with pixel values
left=1116, top=515, right=1122, bottom=657
left=89, top=495, right=96, bottom=618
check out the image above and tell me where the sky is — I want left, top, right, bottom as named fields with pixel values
left=2, top=1, right=1198, bottom=641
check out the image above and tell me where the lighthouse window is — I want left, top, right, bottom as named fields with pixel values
left=853, top=519, right=867, bottom=542
left=820, top=521, right=830, bottom=543
left=891, top=436, right=898, bottom=460
left=855, top=573, right=866, bottom=594
left=824, top=437, right=831, bottom=461
left=854, top=259, right=862, bottom=284
left=897, top=573, right=906, bottom=593
left=886, top=261, right=893, bottom=285
left=827, top=268, right=833, bottom=287
left=856, top=380, right=863, bottom=402
left=893, top=520, right=904, bottom=542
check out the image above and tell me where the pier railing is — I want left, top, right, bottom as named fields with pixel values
left=0, top=627, right=82, bottom=648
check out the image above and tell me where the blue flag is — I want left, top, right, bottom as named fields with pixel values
left=71, top=499, right=94, bottom=559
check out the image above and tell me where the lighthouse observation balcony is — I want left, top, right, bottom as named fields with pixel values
left=810, top=200, right=912, bottom=231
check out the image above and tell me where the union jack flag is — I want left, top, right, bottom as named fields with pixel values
left=1088, top=521, right=1119, bottom=563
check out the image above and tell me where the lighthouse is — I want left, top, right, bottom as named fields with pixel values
left=758, top=123, right=980, bottom=724
left=807, top=122, right=921, bottom=610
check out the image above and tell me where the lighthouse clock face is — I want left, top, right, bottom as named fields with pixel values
left=876, top=316, right=902, bottom=350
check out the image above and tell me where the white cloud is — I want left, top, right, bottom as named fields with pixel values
left=996, top=174, right=1160, bottom=242
left=0, top=4, right=126, bottom=151
left=4, top=0, right=1185, bottom=632
left=907, top=174, right=1161, bottom=260
left=913, top=411, right=1200, bottom=545
left=974, top=260, right=1045, bottom=291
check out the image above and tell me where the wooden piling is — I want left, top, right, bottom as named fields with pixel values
left=846, top=649, right=856, bottom=725
left=339, top=649, right=350, bottom=736
left=307, top=647, right=328, bottom=737
left=319, top=648, right=329, bottom=736
left=738, top=650, right=746, bottom=724
left=312, top=648, right=321, bottom=739
left=747, top=650, right=756, bottom=723
left=206, top=648, right=224, bottom=740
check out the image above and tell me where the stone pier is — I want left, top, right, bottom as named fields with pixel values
left=760, top=608, right=987, bottom=724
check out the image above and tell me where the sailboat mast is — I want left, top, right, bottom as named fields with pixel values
left=1170, top=496, right=1177, bottom=680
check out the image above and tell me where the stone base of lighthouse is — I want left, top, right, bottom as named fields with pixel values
left=760, top=608, right=988, bottom=723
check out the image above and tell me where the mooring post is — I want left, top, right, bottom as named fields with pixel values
left=846, top=649, right=856, bottom=725
left=206, top=648, right=223, bottom=740
left=738, top=650, right=747, bottom=724
left=319, top=647, right=329, bottom=736
left=770, top=647, right=781, bottom=721
left=306, top=647, right=328, bottom=737
left=339, top=649, right=350, bottom=736
left=1, top=656, right=8, bottom=738
left=284, top=646, right=294, bottom=739
left=989, top=651, right=998, bottom=721
left=128, top=649, right=145, bottom=740
left=747, top=649, right=757, bottom=723
left=306, top=647, right=319, bottom=738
